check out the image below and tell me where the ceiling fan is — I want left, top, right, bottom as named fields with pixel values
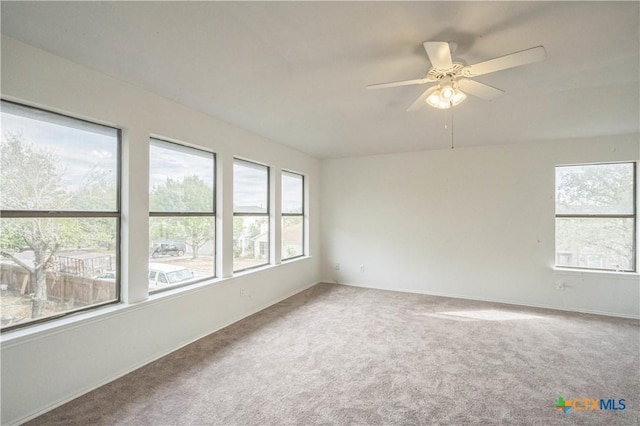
left=367, top=41, right=546, bottom=111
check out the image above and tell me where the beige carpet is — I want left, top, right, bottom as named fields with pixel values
left=28, top=283, right=639, bottom=425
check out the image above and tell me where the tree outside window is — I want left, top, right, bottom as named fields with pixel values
left=149, top=138, right=215, bottom=291
left=555, top=163, right=636, bottom=271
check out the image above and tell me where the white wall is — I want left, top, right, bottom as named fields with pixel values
left=0, top=37, right=321, bottom=425
left=321, top=135, right=639, bottom=317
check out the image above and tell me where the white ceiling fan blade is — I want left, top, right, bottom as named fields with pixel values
left=464, top=46, right=546, bottom=77
left=407, top=86, right=438, bottom=112
left=366, top=77, right=434, bottom=90
left=458, top=78, right=504, bottom=100
left=423, top=41, right=453, bottom=70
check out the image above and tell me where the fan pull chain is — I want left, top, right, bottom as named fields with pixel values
left=450, top=101, right=454, bottom=150
left=442, top=107, right=454, bottom=149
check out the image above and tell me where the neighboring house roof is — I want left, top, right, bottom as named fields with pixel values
left=251, top=223, right=302, bottom=243
left=252, top=231, right=268, bottom=243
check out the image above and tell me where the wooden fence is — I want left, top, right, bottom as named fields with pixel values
left=0, top=263, right=116, bottom=306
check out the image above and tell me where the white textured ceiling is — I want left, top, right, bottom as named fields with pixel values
left=1, top=1, right=638, bottom=159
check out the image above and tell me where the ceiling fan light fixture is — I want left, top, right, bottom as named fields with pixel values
left=452, top=90, right=466, bottom=104
left=440, top=84, right=454, bottom=100
left=425, top=83, right=467, bottom=109
left=428, top=93, right=441, bottom=105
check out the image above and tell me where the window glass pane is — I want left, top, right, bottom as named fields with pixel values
left=0, top=101, right=120, bottom=330
left=233, top=216, right=269, bottom=271
left=556, top=218, right=634, bottom=271
left=0, top=217, right=117, bottom=329
left=282, top=171, right=303, bottom=214
left=234, top=160, right=268, bottom=213
left=149, top=216, right=215, bottom=290
left=1, top=101, right=119, bottom=211
left=150, top=139, right=214, bottom=213
left=282, top=216, right=303, bottom=259
left=556, top=163, right=634, bottom=215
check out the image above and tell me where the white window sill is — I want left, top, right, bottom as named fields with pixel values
left=553, top=266, right=639, bottom=281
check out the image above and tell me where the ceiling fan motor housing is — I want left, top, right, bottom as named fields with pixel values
left=427, top=63, right=466, bottom=81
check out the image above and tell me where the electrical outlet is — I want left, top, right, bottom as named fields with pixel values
left=360, top=265, right=365, bottom=273
left=335, top=263, right=340, bottom=271
left=240, top=288, right=246, bottom=297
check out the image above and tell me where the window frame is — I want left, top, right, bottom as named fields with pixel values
left=0, top=99, right=122, bottom=332
left=148, top=137, right=217, bottom=291
left=555, top=161, right=637, bottom=272
left=233, top=158, right=270, bottom=272
left=281, top=170, right=305, bottom=261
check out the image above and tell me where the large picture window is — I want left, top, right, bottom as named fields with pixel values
left=149, top=138, right=215, bottom=291
left=233, top=159, right=269, bottom=271
left=0, top=100, right=120, bottom=330
left=281, top=171, right=304, bottom=260
left=555, top=162, right=636, bottom=271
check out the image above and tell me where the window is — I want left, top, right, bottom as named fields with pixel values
left=282, top=171, right=304, bottom=260
left=149, top=139, right=215, bottom=290
left=0, top=100, right=120, bottom=331
left=555, top=163, right=636, bottom=271
left=233, top=159, right=269, bottom=271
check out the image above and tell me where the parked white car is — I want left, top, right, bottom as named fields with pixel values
left=148, top=263, right=194, bottom=288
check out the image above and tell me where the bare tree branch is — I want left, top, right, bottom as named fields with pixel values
left=0, top=250, right=34, bottom=272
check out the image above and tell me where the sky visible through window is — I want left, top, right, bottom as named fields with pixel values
left=234, top=160, right=268, bottom=212
left=3, top=108, right=302, bottom=214
left=1, top=109, right=117, bottom=196
left=149, top=139, right=213, bottom=191
left=282, top=171, right=303, bottom=213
